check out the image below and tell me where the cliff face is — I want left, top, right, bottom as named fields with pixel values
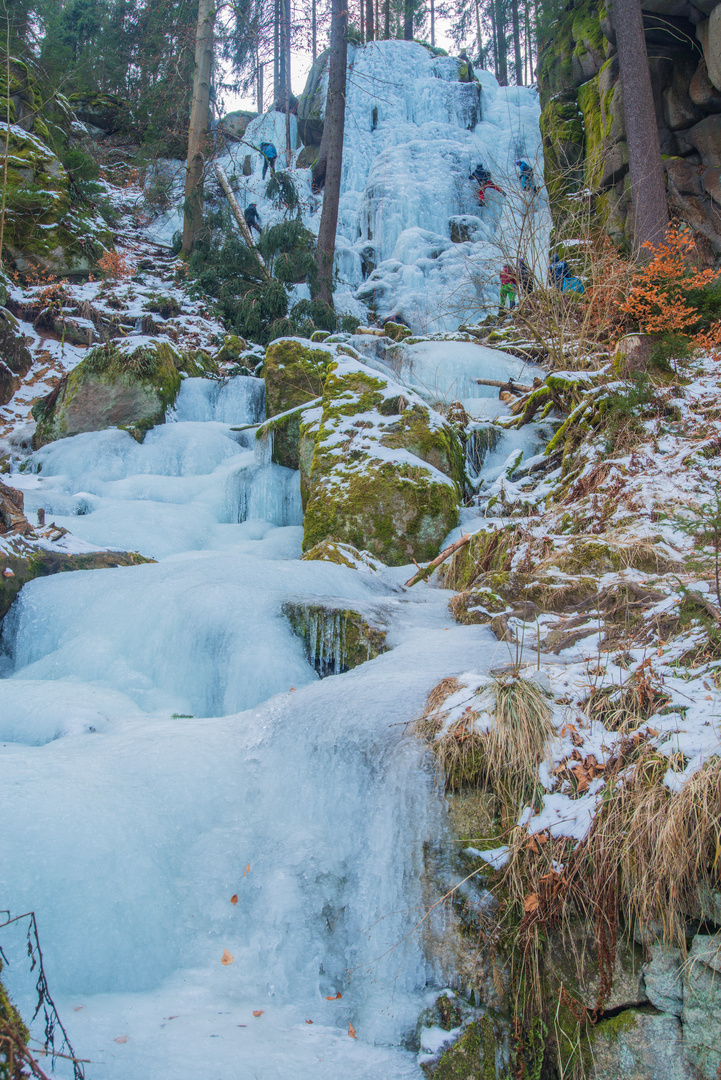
left=538, top=0, right=721, bottom=255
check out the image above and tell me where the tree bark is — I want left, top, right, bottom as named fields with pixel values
left=312, top=0, right=317, bottom=59
left=316, top=0, right=348, bottom=305
left=361, top=0, right=365, bottom=41
left=474, top=0, right=484, bottom=67
left=366, top=0, right=374, bottom=39
left=284, top=0, right=291, bottom=160
left=273, top=0, right=280, bottom=100
left=403, top=0, right=414, bottom=40
left=257, top=56, right=263, bottom=112
left=181, top=0, right=215, bottom=256
left=613, top=0, right=669, bottom=254
left=494, top=0, right=508, bottom=85
left=511, top=0, right=523, bottom=83
left=383, top=0, right=390, bottom=38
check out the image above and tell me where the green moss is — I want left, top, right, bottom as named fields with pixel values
left=281, top=599, right=387, bottom=674
left=216, top=334, right=249, bottom=363
left=264, top=338, right=333, bottom=418
left=32, top=340, right=182, bottom=446
left=381, top=404, right=465, bottom=485
left=432, top=1022, right=485, bottom=1079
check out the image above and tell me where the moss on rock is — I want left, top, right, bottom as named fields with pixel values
left=281, top=598, right=387, bottom=675
left=32, top=338, right=182, bottom=447
left=301, top=357, right=462, bottom=565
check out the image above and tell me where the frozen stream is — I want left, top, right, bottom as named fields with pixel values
left=0, top=370, right=535, bottom=1079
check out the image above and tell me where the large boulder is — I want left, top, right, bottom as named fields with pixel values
left=263, top=338, right=333, bottom=469
left=296, top=49, right=329, bottom=145
left=32, top=338, right=182, bottom=447
left=67, top=92, right=131, bottom=135
left=301, top=356, right=463, bottom=565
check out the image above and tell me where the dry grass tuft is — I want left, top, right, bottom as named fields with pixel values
left=415, top=675, right=555, bottom=826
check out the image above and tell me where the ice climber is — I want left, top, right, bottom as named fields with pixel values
left=459, top=49, right=475, bottom=82
left=260, top=141, right=277, bottom=179
left=518, top=257, right=534, bottom=294
left=244, top=202, right=261, bottom=235
left=516, top=160, right=539, bottom=193
left=499, top=265, right=517, bottom=312
left=470, top=164, right=506, bottom=206
left=550, top=252, right=570, bottom=287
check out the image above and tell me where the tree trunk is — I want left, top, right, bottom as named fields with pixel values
left=273, top=0, right=280, bottom=100
left=181, top=0, right=215, bottom=256
left=511, top=0, right=523, bottom=83
left=403, top=0, right=414, bottom=40
left=384, top=0, right=390, bottom=38
left=257, top=57, right=263, bottom=112
left=312, top=0, right=317, bottom=59
left=474, top=0, right=484, bottom=66
left=361, top=0, right=365, bottom=41
left=284, top=0, right=291, bottom=160
left=614, top=0, right=669, bottom=254
left=430, top=0, right=435, bottom=46
left=316, top=0, right=348, bottom=305
left=524, top=0, right=531, bottom=84
left=366, top=0, right=374, bottom=39
left=495, top=0, right=508, bottom=85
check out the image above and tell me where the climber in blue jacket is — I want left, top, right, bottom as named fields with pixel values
left=259, top=141, right=277, bottom=179
left=516, top=160, right=539, bottom=193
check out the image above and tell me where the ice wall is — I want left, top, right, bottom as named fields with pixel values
left=157, top=41, right=547, bottom=335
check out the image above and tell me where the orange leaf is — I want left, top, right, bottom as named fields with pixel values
left=253, top=1010, right=264, bottom=1018
left=73, top=1006, right=84, bottom=1012
left=348, top=1022, right=357, bottom=1039
left=527, top=837, right=540, bottom=854
left=230, top=894, right=238, bottom=905
left=289, top=686, right=296, bottom=692
left=243, top=864, right=250, bottom=877
left=221, top=949, right=234, bottom=965
left=114, top=1036, right=128, bottom=1044
left=523, top=893, right=539, bottom=913
left=326, top=992, right=342, bottom=1000
left=305, top=1019, right=313, bottom=1024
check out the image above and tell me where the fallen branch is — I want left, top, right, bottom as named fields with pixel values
left=476, top=377, right=533, bottom=394
left=354, top=327, right=385, bottom=337
left=686, top=590, right=721, bottom=626
left=214, top=164, right=272, bottom=282
left=404, top=533, right=471, bottom=587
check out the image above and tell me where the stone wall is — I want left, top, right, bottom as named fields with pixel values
left=538, top=0, right=721, bottom=255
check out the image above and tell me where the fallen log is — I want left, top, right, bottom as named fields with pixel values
left=215, top=164, right=272, bottom=282
left=404, top=533, right=471, bottom=588
left=476, top=377, right=533, bottom=394
left=354, top=327, right=386, bottom=337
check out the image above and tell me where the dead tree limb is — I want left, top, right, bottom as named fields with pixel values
left=404, top=533, right=471, bottom=587
left=214, top=165, right=272, bottom=282
left=475, top=378, right=533, bottom=393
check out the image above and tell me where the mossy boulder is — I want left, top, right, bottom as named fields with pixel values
left=301, top=357, right=462, bottom=565
left=263, top=338, right=333, bottom=468
left=255, top=396, right=323, bottom=472
left=32, top=338, right=182, bottom=447
left=67, top=92, right=131, bottom=134
left=300, top=539, right=384, bottom=571
left=281, top=598, right=388, bottom=676
left=426, top=1016, right=499, bottom=1079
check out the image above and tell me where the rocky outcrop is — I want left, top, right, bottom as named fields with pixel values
left=32, top=338, right=182, bottom=447
left=0, top=58, right=114, bottom=275
left=296, top=49, right=329, bottom=147
left=263, top=338, right=333, bottom=469
left=538, top=0, right=721, bottom=253
left=0, top=307, right=32, bottom=406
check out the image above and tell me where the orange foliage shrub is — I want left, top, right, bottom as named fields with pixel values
left=97, top=250, right=134, bottom=281
left=619, top=225, right=720, bottom=335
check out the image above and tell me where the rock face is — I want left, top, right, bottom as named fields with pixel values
left=538, top=0, right=721, bottom=252
left=32, top=338, right=182, bottom=447
left=300, top=355, right=463, bottom=565
left=0, top=58, right=113, bottom=275
left=296, top=49, right=329, bottom=147
left=0, top=307, right=32, bottom=406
